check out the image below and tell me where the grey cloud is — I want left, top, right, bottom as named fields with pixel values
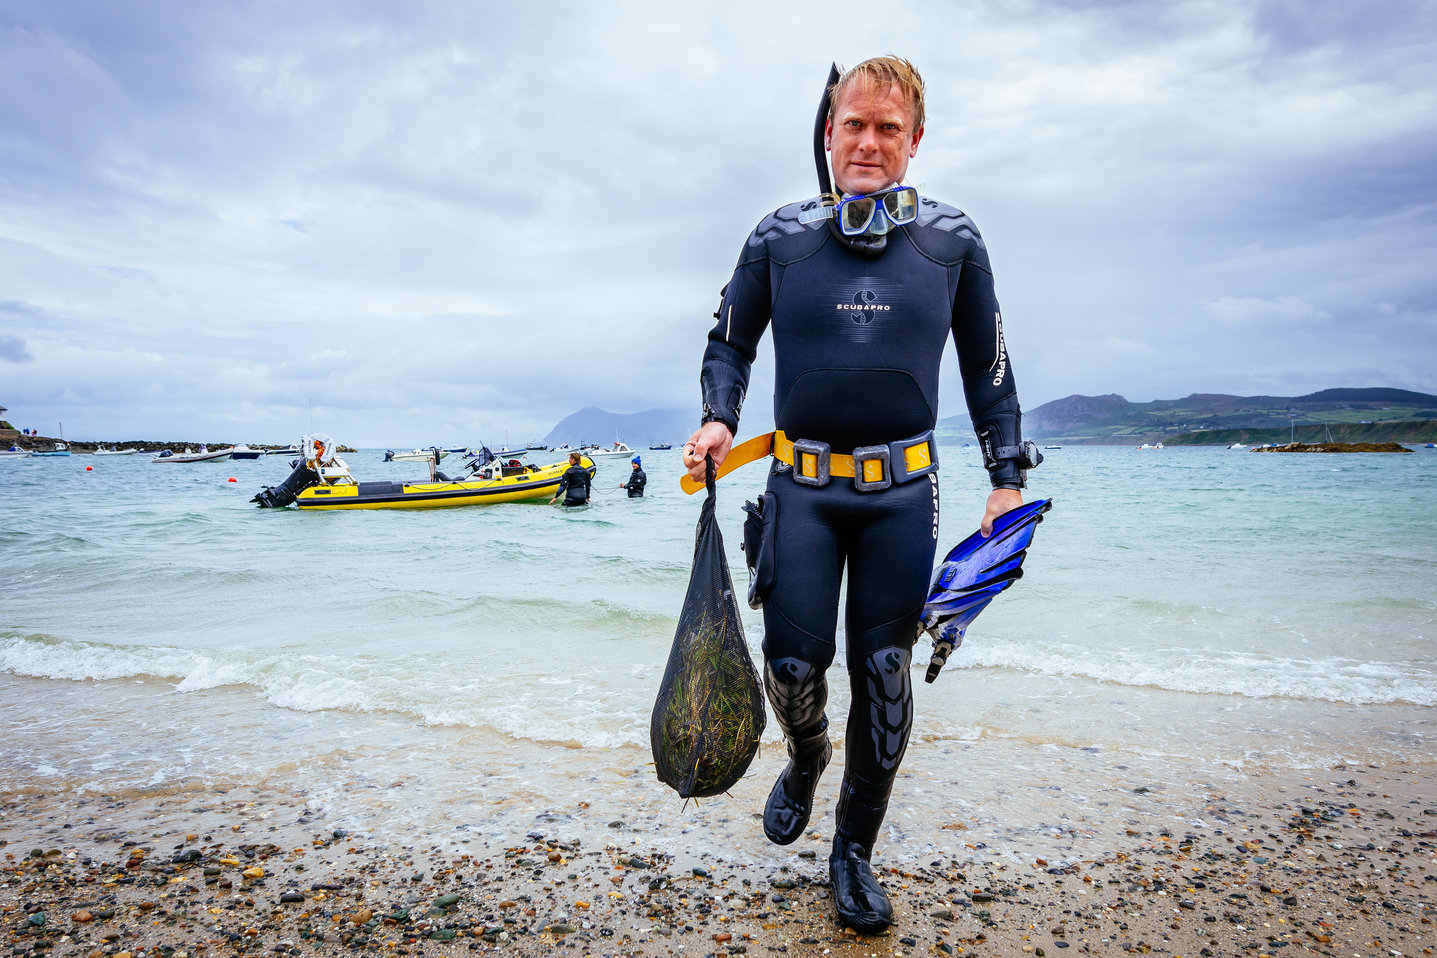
left=0, top=335, right=34, bottom=362
left=0, top=299, right=50, bottom=319
left=1252, top=0, right=1436, bottom=57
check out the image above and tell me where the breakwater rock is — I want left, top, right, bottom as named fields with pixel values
left=1251, top=441, right=1413, bottom=453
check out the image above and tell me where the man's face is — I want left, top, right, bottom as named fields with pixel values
left=824, top=79, right=924, bottom=196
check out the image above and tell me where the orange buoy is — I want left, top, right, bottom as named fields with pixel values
left=227, top=477, right=237, bottom=483
left=85, top=465, right=94, bottom=471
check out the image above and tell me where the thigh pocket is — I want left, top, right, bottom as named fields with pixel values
left=741, top=492, right=779, bottom=610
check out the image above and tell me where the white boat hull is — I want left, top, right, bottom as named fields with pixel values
left=153, top=450, right=234, bottom=463
left=589, top=444, right=637, bottom=458
left=387, top=451, right=447, bottom=463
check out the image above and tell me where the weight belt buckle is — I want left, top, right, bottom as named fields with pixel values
left=890, top=432, right=939, bottom=484
left=851, top=444, right=892, bottom=492
left=790, top=438, right=831, bottom=488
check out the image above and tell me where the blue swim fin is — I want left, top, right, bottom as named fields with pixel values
left=919, top=498, right=1052, bottom=683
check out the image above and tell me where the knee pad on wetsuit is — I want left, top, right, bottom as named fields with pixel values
left=764, top=657, right=828, bottom=738
left=836, top=646, right=914, bottom=849
left=848, top=646, right=913, bottom=778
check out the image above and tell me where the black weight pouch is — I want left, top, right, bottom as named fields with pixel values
left=740, top=492, right=779, bottom=610
left=650, top=457, right=767, bottom=799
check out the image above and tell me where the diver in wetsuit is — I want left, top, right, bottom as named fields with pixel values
left=682, top=57, right=1039, bottom=933
left=621, top=456, right=647, bottom=497
left=550, top=452, right=592, bottom=507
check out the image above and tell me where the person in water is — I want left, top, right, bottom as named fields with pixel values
left=682, top=57, right=1038, bottom=933
left=550, top=452, right=592, bottom=507
left=620, top=455, right=647, bottom=498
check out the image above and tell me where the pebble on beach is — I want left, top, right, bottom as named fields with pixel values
left=1, top=766, right=1434, bottom=957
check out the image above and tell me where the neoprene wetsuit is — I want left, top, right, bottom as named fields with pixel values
left=625, top=467, right=647, bottom=498
left=554, top=464, right=592, bottom=506
left=698, top=197, right=1027, bottom=913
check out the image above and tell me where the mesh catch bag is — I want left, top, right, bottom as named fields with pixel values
left=650, top=458, right=766, bottom=798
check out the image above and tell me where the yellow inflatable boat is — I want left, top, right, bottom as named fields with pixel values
left=294, top=456, right=596, bottom=510
left=251, top=435, right=596, bottom=511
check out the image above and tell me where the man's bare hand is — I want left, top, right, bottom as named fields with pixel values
left=981, top=487, right=1023, bottom=537
left=682, top=422, right=734, bottom=483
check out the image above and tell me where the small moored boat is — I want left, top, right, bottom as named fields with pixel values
left=152, top=445, right=233, bottom=463
left=383, top=447, right=447, bottom=463
left=589, top=441, right=635, bottom=458
left=94, top=446, right=138, bottom=455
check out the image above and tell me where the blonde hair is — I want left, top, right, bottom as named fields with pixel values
left=828, top=56, right=926, bottom=131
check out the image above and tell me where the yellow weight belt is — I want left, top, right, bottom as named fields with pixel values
left=679, top=430, right=935, bottom=495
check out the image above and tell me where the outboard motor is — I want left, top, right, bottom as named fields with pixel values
left=251, top=460, right=319, bottom=508
left=253, top=433, right=343, bottom=508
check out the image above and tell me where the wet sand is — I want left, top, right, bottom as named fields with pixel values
left=3, top=763, right=1434, bottom=957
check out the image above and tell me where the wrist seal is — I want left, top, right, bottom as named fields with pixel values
left=979, top=432, right=1043, bottom=489
left=700, top=363, right=746, bottom=437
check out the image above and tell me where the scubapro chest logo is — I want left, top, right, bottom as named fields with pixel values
left=835, top=289, right=890, bottom=325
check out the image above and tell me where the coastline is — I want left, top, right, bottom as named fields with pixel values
left=5, top=761, right=1433, bottom=956
left=3, top=439, right=299, bottom=455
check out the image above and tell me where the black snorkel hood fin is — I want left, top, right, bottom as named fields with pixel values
left=815, top=62, right=888, bottom=257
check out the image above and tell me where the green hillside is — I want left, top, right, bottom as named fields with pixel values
left=938, top=387, right=1437, bottom=444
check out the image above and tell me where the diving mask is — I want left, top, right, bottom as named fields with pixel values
left=839, top=186, right=919, bottom=235
left=798, top=185, right=920, bottom=236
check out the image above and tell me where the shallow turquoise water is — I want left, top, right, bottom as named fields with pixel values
left=2, top=444, right=1434, bottom=861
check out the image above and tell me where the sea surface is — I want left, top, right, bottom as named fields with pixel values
left=2, top=444, right=1434, bottom=865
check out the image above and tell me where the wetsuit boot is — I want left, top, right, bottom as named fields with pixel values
left=830, top=788, right=893, bottom=933
left=762, top=658, right=832, bottom=846
left=829, top=645, right=915, bottom=933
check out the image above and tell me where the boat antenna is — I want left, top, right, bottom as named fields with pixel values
left=814, top=62, right=840, bottom=205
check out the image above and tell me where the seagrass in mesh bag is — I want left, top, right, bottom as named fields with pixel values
left=650, top=461, right=766, bottom=798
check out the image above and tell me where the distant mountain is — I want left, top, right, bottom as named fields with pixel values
left=939, top=387, right=1437, bottom=444
left=543, top=406, right=694, bottom=447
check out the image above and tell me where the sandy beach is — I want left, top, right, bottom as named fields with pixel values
left=4, top=759, right=1433, bottom=957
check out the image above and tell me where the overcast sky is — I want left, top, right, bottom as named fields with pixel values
left=3, top=0, right=1434, bottom=445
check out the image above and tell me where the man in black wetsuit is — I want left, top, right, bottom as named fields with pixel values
left=620, top=456, right=647, bottom=497
left=682, top=57, right=1038, bottom=933
left=550, top=452, right=592, bottom=507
